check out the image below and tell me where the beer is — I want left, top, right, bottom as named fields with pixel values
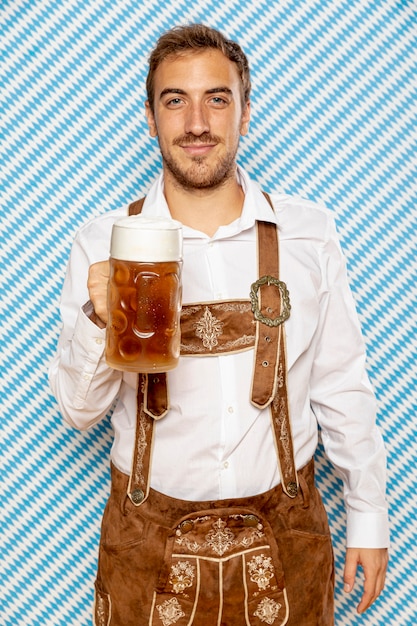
left=105, top=216, right=183, bottom=372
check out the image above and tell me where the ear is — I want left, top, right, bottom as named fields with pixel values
left=240, top=100, right=251, bottom=136
left=145, top=100, right=158, bottom=137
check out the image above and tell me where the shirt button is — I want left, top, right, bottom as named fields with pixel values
left=95, top=338, right=103, bottom=345
left=223, top=461, right=229, bottom=469
left=228, top=406, right=234, bottom=414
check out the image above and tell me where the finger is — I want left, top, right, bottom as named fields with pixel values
left=357, top=554, right=388, bottom=613
left=87, top=262, right=110, bottom=323
left=357, top=581, right=377, bottom=614
left=343, top=550, right=358, bottom=593
left=87, top=261, right=110, bottom=287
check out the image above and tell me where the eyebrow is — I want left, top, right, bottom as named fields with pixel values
left=159, top=87, right=233, bottom=99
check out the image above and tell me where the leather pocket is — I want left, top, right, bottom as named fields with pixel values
left=149, top=508, right=290, bottom=625
left=100, top=495, right=149, bottom=552
left=275, top=529, right=334, bottom=624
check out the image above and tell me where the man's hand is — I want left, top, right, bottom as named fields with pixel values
left=87, top=260, right=110, bottom=327
left=344, top=547, right=388, bottom=614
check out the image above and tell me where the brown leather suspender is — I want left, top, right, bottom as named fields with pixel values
left=126, top=194, right=298, bottom=505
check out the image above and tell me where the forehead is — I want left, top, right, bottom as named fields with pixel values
left=153, top=49, right=242, bottom=94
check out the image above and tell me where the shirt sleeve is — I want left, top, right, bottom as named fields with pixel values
left=310, top=214, right=389, bottom=548
left=48, top=226, right=123, bottom=430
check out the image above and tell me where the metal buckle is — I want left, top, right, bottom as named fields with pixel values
left=250, top=275, right=291, bottom=327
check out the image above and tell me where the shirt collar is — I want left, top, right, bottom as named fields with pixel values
left=141, top=165, right=278, bottom=238
left=237, top=166, right=278, bottom=228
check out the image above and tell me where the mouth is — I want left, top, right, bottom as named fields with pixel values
left=174, top=133, right=220, bottom=158
left=181, top=143, right=216, bottom=157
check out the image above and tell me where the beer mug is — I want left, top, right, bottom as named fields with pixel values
left=105, top=215, right=183, bottom=373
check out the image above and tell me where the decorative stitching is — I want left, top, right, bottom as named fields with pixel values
left=248, top=553, right=275, bottom=591
left=175, top=516, right=265, bottom=556
left=168, top=560, right=195, bottom=594
left=156, top=597, right=185, bottom=626
left=194, top=306, right=224, bottom=350
left=253, top=597, right=282, bottom=624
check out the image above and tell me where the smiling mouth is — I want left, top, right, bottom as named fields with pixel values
left=181, top=143, right=216, bottom=156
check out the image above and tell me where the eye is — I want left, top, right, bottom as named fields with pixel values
left=165, top=97, right=184, bottom=107
left=210, top=96, right=228, bottom=106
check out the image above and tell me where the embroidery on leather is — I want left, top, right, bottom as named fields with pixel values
left=156, top=597, right=185, bottom=626
left=221, top=334, right=255, bottom=351
left=175, top=516, right=265, bottom=556
left=215, top=301, right=253, bottom=314
left=205, top=518, right=236, bottom=556
left=278, top=398, right=292, bottom=470
left=132, top=378, right=152, bottom=486
left=183, top=301, right=252, bottom=315
left=179, top=301, right=257, bottom=354
left=169, top=560, right=195, bottom=594
left=181, top=333, right=255, bottom=354
left=194, top=306, right=224, bottom=350
left=253, top=597, right=282, bottom=624
left=248, top=554, right=275, bottom=591
left=174, top=537, right=201, bottom=553
left=271, top=394, right=292, bottom=478
left=277, top=360, right=284, bottom=388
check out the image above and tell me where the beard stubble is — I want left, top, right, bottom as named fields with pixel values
left=160, top=132, right=239, bottom=191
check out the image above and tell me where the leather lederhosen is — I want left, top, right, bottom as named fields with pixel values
left=93, top=196, right=334, bottom=626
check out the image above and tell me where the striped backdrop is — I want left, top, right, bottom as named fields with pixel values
left=1, top=0, right=416, bottom=624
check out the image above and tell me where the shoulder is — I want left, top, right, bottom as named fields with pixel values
left=75, top=206, right=128, bottom=242
left=68, top=206, right=130, bottom=264
left=267, top=192, right=336, bottom=242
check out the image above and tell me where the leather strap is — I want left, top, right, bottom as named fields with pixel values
left=250, top=220, right=282, bottom=409
left=180, top=301, right=255, bottom=355
left=129, top=196, right=145, bottom=215
left=127, top=374, right=154, bottom=505
left=126, top=193, right=298, bottom=504
left=145, top=373, right=168, bottom=418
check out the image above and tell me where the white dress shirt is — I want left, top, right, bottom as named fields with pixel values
left=49, top=166, right=389, bottom=548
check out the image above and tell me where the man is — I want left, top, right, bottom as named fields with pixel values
left=49, top=23, right=389, bottom=625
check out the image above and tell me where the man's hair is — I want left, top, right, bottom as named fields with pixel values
left=146, top=23, right=251, bottom=113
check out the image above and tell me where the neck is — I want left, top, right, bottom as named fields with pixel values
left=163, top=171, right=245, bottom=237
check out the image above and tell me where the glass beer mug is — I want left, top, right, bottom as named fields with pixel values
left=105, top=215, right=183, bottom=373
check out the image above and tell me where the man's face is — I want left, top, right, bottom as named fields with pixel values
left=145, top=49, right=250, bottom=190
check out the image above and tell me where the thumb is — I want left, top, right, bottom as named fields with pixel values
left=344, top=548, right=359, bottom=593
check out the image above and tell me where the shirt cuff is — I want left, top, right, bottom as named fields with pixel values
left=78, top=302, right=106, bottom=344
left=346, top=510, right=390, bottom=548
left=70, top=305, right=108, bottom=409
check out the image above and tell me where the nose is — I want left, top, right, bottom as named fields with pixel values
left=184, top=103, right=209, bottom=136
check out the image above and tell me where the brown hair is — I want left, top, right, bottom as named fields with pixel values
left=146, top=23, right=251, bottom=112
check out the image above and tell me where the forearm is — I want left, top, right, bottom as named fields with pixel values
left=49, top=303, right=122, bottom=430
left=311, top=218, right=389, bottom=548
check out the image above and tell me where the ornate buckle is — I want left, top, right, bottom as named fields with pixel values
left=250, top=275, right=291, bottom=327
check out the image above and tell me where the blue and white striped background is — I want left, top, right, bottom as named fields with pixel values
left=1, top=0, right=416, bottom=624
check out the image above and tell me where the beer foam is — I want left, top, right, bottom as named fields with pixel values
left=110, top=215, right=183, bottom=262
